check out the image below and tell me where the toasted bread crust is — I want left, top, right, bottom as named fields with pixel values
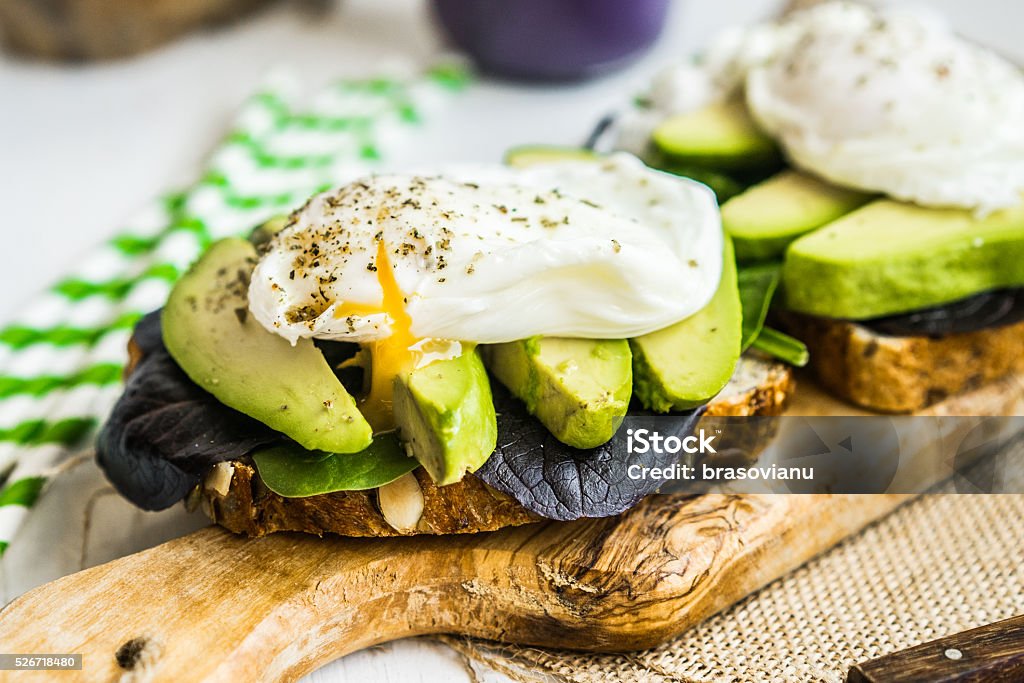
left=697, top=354, right=795, bottom=466
left=204, top=464, right=539, bottom=537
left=198, top=355, right=794, bottom=537
left=703, top=354, right=795, bottom=418
left=777, top=313, right=1024, bottom=413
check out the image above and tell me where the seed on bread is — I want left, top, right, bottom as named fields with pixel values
left=203, top=462, right=235, bottom=498
left=377, top=473, right=425, bottom=533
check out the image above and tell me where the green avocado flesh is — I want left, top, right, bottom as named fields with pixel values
left=781, top=199, right=1024, bottom=319
left=652, top=101, right=780, bottom=172
left=504, top=145, right=599, bottom=168
left=392, top=347, right=497, bottom=486
left=631, top=237, right=743, bottom=412
left=723, top=171, right=872, bottom=262
left=656, top=164, right=746, bottom=203
left=248, top=215, right=288, bottom=248
left=482, top=337, right=632, bottom=449
left=251, top=431, right=417, bottom=498
left=163, top=238, right=373, bottom=453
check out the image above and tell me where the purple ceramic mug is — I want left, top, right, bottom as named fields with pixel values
left=431, top=0, right=671, bottom=81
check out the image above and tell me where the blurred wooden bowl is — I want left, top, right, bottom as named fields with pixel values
left=0, top=0, right=278, bottom=60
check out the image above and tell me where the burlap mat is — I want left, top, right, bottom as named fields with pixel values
left=440, top=487, right=1024, bottom=682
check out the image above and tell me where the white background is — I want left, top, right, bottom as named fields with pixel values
left=0, top=1, right=1020, bottom=680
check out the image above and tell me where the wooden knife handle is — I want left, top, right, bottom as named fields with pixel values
left=847, top=614, right=1024, bottom=682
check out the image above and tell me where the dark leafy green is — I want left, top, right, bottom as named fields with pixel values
left=864, top=287, right=1024, bottom=337
left=737, top=262, right=781, bottom=351
left=476, top=384, right=704, bottom=521
left=96, top=311, right=282, bottom=510
left=252, top=432, right=417, bottom=497
left=735, top=262, right=809, bottom=365
left=751, top=327, right=809, bottom=367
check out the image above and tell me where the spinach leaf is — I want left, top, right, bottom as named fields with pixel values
left=475, top=384, right=704, bottom=521
left=252, top=432, right=417, bottom=498
left=737, top=262, right=781, bottom=351
left=751, top=327, right=809, bottom=367
left=97, top=311, right=283, bottom=510
left=736, top=262, right=809, bottom=366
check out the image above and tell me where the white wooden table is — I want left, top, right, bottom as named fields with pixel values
left=0, top=0, right=1018, bottom=680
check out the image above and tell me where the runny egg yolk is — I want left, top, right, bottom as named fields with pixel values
left=334, top=240, right=419, bottom=432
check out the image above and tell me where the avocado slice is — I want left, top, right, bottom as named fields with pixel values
left=630, top=237, right=743, bottom=412
left=652, top=100, right=780, bottom=172
left=781, top=199, right=1024, bottom=319
left=504, top=145, right=599, bottom=168
left=723, top=171, right=872, bottom=262
left=656, top=164, right=747, bottom=203
left=163, top=238, right=373, bottom=453
left=392, top=347, right=497, bottom=486
left=481, top=337, right=632, bottom=449
left=247, top=215, right=288, bottom=248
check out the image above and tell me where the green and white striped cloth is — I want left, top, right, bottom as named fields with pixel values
left=0, top=64, right=469, bottom=554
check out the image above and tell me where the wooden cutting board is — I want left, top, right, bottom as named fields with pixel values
left=0, top=374, right=1020, bottom=682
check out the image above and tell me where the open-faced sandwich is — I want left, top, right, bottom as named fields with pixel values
left=98, top=0, right=1023, bottom=538
left=609, top=0, right=1024, bottom=413
left=97, top=154, right=794, bottom=538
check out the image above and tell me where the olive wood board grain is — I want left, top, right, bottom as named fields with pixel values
left=0, top=372, right=1021, bottom=683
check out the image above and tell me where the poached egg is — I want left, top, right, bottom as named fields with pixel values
left=621, top=1, right=1024, bottom=213
left=746, top=2, right=1024, bottom=213
left=248, top=153, right=722, bottom=428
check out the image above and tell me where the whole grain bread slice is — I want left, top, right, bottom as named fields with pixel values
left=197, top=354, right=795, bottom=538
left=777, top=313, right=1024, bottom=413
